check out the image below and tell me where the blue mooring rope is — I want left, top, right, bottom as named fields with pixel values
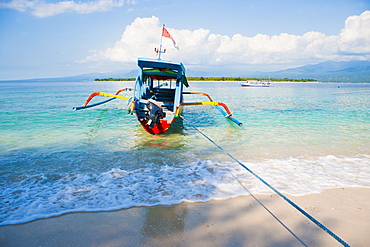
left=184, top=119, right=350, bottom=247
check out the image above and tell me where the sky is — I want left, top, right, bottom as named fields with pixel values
left=0, top=0, right=369, bottom=80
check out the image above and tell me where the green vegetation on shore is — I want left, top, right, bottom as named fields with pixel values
left=95, top=78, right=135, bottom=81
left=94, top=77, right=317, bottom=82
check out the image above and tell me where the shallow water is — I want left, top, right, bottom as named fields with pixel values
left=0, top=81, right=369, bottom=225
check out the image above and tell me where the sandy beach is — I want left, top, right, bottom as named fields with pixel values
left=0, top=187, right=369, bottom=247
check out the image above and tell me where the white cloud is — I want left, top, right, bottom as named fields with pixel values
left=0, top=0, right=136, bottom=18
left=84, top=11, right=370, bottom=70
left=339, top=10, right=370, bottom=54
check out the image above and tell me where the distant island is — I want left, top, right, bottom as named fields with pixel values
left=94, top=77, right=317, bottom=82
left=95, top=78, right=135, bottom=81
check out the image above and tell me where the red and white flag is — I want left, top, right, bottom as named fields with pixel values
left=162, top=26, right=179, bottom=50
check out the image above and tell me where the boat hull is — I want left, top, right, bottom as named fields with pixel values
left=136, top=105, right=183, bottom=135
left=240, top=84, right=269, bottom=87
left=138, top=117, right=177, bottom=134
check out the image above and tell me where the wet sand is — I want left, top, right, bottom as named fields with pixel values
left=1, top=187, right=369, bottom=247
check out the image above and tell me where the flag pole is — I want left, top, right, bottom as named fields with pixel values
left=157, top=24, right=165, bottom=60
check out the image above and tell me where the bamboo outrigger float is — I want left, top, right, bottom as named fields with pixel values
left=73, top=26, right=242, bottom=134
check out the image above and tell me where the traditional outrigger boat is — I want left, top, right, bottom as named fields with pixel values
left=73, top=26, right=242, bottom=134
left=73, top=58, right=242, bottom=134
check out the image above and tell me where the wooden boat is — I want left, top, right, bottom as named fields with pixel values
left=73, top=26, right=242, bottom=134
left=241, top=80, right=270, bottom=87
left=73, top=58, right=242, bottom=134
left=131, top=57, right=187, bottom=134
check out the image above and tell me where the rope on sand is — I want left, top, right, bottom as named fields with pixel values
left=184, top=118, right=350, bottom=247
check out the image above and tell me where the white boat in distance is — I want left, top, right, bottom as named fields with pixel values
left=240, top=80, right=271, bottom=87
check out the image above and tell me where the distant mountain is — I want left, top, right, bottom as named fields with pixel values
left=2, top=60, right=369, bottom=83
left=0, top=70, right=136, bottom=82
left=269, top=60, right=370, bottom=82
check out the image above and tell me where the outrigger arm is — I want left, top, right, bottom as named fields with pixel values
left=182, top=92, right=243, bottom=126
left=73, top=88, right=133, bottom=111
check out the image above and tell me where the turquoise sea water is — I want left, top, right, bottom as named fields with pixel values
left=1, top=81, right=369, bottom=225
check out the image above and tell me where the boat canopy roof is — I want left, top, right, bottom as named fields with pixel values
left=143, top=69, right=177, bottom=78
left=138, top=58, right=189, bottom=87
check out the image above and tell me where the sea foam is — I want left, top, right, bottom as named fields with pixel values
left=1, top=155, right=369, bottom=226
